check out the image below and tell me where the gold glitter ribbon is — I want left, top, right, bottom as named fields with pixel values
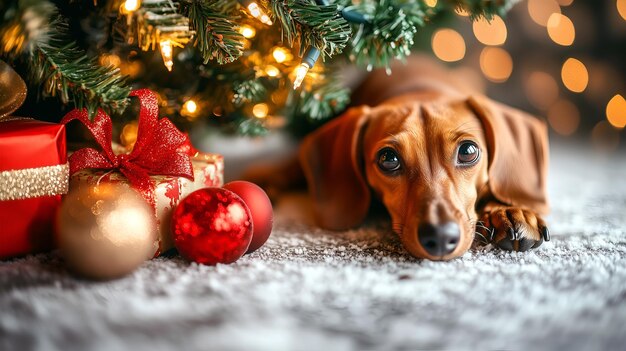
left=0, top=163, right=69, bottom=201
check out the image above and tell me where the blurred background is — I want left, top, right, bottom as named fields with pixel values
left=421, top=0, right=626, bottom=152
left=5, top=0, right=626, bottom=156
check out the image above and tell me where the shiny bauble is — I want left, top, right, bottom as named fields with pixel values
left=171, top=188, right=252, bottom=265
left=223, top=181, right=273, bottom=254
left=57, top=183, right=157, bottom=280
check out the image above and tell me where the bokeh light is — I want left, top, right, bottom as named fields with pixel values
left=618, top=0, right=626, bottom=21
left=432, top=29, right=466, bottom=62
left=479, top=47, right=513, bottom=83
left=121, top=121, right=139, bottom=150
left=252, top=103, right=269, bottom=118
left=473, top=16, right=508, bottom=46
left=548, top=100, right=580, bottom=136
left=425, top=0, right=437, bottom=7
left=123, top=0, right=140, bottom=12
left=527, top=0, right=561, bottom=27
left=526, top=71, right=560, bottom=110
left=547, top=13, right=575, bottom=46
left=272, top=47, right=292, bottom=63
left=239, top=25, right=256, bottom=39
left=265, top=65, right=280, bottom=77
left=182, top=99, right=197, bottom=114
left=591, top=121, right=620, bottom=152
left=561, top=58, right=589, bottom=93
left=606, top=94, right=626, bottom=129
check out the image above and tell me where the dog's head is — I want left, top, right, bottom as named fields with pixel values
left=300, top=95, right=548, bottom=260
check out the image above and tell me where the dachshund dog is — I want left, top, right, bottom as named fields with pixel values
left=298, top=57, right=550, bottom=261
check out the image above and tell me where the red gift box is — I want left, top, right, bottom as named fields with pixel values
left=0, top=118, right=68, bottom=258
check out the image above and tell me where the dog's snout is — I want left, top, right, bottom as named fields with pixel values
left=418, top=222, right=460, bottom=257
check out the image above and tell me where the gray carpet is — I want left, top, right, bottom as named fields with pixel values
left=1, top=143, right=626, bottom=351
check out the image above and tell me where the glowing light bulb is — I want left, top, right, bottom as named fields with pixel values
left=240, top=25, right=256, bottom=38
left=159, top=40, right=174, bottom=72
left=124, top=0, right=140, bottom=12
left=252, top=103, right=269, bottom=118
left=272, top=47, right=291, bottom=63
left=293, top=63, right=310, bottom=89
left=183, top=100, right=197, bottom=114
left=247, top=2, right=273, bottom=25
left=265, top=65, right=280, bottom=77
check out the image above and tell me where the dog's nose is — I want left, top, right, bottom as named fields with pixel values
left=418, top=222, right=460, bottom=257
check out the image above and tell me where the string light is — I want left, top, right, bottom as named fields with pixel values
left=293, top=47, right=321, bottom=89
left=241, top=1, right=273, bottom=25
left=159, top=40, right=174, bottom=71
left=272, top=47, right=292, bottom=63
left=123, top=0, right=141, bottom=12
left=239, top=25, right=256, bottom=38
left=183, top=99, right=197, bottom=114
left=252, top=103, right=269, bottom=118
left=265, top=65, right=280, bottom=77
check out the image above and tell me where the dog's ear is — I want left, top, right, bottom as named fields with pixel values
left=299, top=106, right=372, bottom=230
left=467, top=96, right=550, bottom=214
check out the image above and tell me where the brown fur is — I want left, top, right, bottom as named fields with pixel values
left=299, top=56, right=550, bottom=260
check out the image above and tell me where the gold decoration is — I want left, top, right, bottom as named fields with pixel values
left=0, top=59, right=27, bottom=119
left=57, top=183, right=157, bottom=280
left=0, top=163, right=69, bottom=201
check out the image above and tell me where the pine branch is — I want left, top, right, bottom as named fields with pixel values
left=180, top=0, right=244, bottom=64
left=296, top=76, right=350, bottom=121
left=233, top=80, right=267, bottom=106
left=33, top=20, right=130, bottom=117
left=270, top=0, right=352, bottom=58
left=447, top=0, right=521, bottom=19
left=345, top=0, right=426, bottom=69
left=0, top=0, right=130, bottom=117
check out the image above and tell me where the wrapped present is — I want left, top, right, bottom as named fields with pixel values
left=62, top=89, right=223, bottom=256
left=0, top=118, right=68, bottom=258
left=70, top=152, right=223, bottom=255
left=0, top=60, right=68, bottom=259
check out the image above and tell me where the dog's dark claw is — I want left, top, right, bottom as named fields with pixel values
left=508, top=227, right=516, bottom=240
left=542, top=226, right=550, bottom=242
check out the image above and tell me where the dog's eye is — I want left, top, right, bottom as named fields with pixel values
left=457, top=141, right=480, bottom=165
left=377, top=148, right=401, bottom=172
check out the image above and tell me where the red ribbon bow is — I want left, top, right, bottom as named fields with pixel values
left=61, top=89, right=194, bottom=206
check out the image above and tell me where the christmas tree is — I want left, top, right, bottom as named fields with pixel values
left=0, top=0, right=519, bottom=135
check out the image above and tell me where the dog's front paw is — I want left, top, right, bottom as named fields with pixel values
left=476, top=207, right=550, bottom=252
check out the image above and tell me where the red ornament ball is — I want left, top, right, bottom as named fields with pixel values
left=223, top=181, right=273, bottom=254
left=171, top=188, right=252, bottom=265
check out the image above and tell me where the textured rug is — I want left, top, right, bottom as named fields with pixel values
left=1, top=143, right=626, bottom=351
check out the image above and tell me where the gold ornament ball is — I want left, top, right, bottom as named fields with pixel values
left=57, top=183, right=158, bottom=280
